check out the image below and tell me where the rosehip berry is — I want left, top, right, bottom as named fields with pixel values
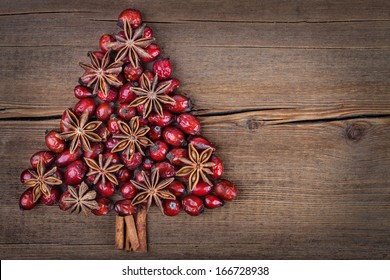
left=138, top=116, right=148, bottom=126
left=176, top=113, right=201, bottom=135
left=30, top=151, right=56, bottom=169
left=149, top=140, right=169, bottom=161
left=103, top=152, right=120, bottom=164
left=166, top=148, right=187, bottom=165
left=117, top=167, right=133, bottom=183
left=153, top=161, right=175, bottom=178
left=96, top=180, right=116, bottom=197
left=92, top=198, right=112, bottom=216
left=121, top=152, right=143, bottom=170
left=83, top=142, right=104, bottom=159
left=143, top=26, right=153, bottom=38
left=117, top=103, right=136, bottom=121
left=64, top=160, right=86, bottom=185
left=74, top=85, right=94, bottom=99
left=192, top=180, right=213, bottom=196
left=98, top=87, right=118, bottom=102
left=20, top=169, right=34, bottom=183
left=153, top=58, right=172, bottom=80
left=135, top=169, right=151, bottom=183
left=188, top=135, right=215, bottom=151
left=119, top=82, right=137, bottom=103
left=19, top=188, right=35, bottom=210
left=55, top=147, right=83, bottom=167
left=214, top=180, right=238, bottom=201
left=114, top=199, right=138, bottom=216
left=91, top=51, right=105, bottom=60
left=148, top=125, right=162, bottom=140
left=107, top=116, right=121, bottom=134
left=96, top=102, right=114, bottom=121
left=204, top=194, right=224, bottom=209
left=99, top=34, right=115, bottom=52
left=45, top=130, right=66, bottom=153
left=74, top=97, right=96, bottom=117
left=117, top=73, right=126, bottom=85
left=140, top=44, right=161, bottom=63
left=164, top=94, right=191, bottom=113
left=105, top=137, right=120, bottom=150
left=118, top=8, right=142, bottom=29
left=95, top=124, right=110, bottom=142
left=158, top=78, right=180, bottom=95
left=211, top=155, right=223, bottom=179
left=53, top=169, right=63, bottom=181
left=123, top=64, right=143, bottom=81
left=120, top=182, right=138, bottom=199
left=143, top=157, right=154, bottom=170
left=148, top=110, right=174, bottom=127
left=60, top=109, right=74, bottom=132
left=59, top=191, right=72, bottom=211
left=182, top=195, right=204, bottom=216
left=41, top=186, right=61, bottom=206
left=162, top=126, right=185, bottom=147
left=163, top=199, right=181, bottom=216
left=167, top=180, right=185, bottom=197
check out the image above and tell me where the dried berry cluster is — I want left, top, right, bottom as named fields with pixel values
left=19, top=8, right=237, bottom=217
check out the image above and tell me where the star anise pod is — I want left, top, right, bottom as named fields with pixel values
left=63, top=182, right=99, bottom=215
left=23, top=159, right=62, bottom=203
left=106, top=20, right=155, bottom=68
left=130, top=74, right=175, bottom=118
left=84, top=154, right=123, bottom=186
left=176, top=144, right=215, bottom=191
left=131, top=169, right=175, bottom=215
left=60, top=109, right=102, bottom=154
left=79, top=50, right=123, bottom=96
left=111, top=116, right=153, bottom=160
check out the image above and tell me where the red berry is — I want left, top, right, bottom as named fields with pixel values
left=149, top=140, right=169, bottom=161
left=121, top=152, right=143, bottom=170
left=166, top=148, right=187, bottom=165
left=114, top=199, right=138, bottom=216
left=59, top=191, right=72, bottom=211
left=95, top=124, right=110, bottom=142
left=143, top=26, right=153, bottom=38
left=204, top=194, right=224, bottom=209
left=91, top=51, right=105, bottom=60
left=148, top=110, right=174, bottom=127
left=19, top=188, right=35, bottom=210
left=105, top=137, right=120, bottom=150
left=162, top=126, right=185, bottom=147
left=103, top=152, right=120, bottom=164
left=74, top=97, right=96, bottom=117
left=64, top=160, right=86, bottom=185
left=41, top=186, right=61, bottom=206
left=140, top=44, right=161, bottom=63
left=92, top=198, right=112, bottom=216
left=99, top=34, right=115, bottom=52
left=138, top=71, right=154, bottom=88
left=167, top=180, right=185, bottom=197
left=117, top=167, right=133, bottom=183
left=138, top=116, right=148, bottom=126
left=74, top=85, right=94, bottom=99
left=20, top=169, right=34, bottom=183
left=142, top=158, right=154, bottom=170
left=83, top=142, right=104, bottom=159
left=120, top=182, right=138, bottom=199
left=176, top=113, right=201, bottom=135
left=98, top=87, right=118, bottom=102
left=182, top=195, right=204, bottom=216
left=96, top=102, right=114, bottom=121
left=118, top=9, right=142, bottom=29
left=158, top=78, right=180, bottom=95
left=153, top=58, right=172, bottom=80
left=119, top=82, right=137, bottom=103
left=211, top=155, right=223, bottom=179
left=214, top=180, right=238, bottom=201
left=107, top=116, right=121, bottom=135
left=192, top=180, right=213, bottom=196
left=164, top=94, right=191, bottom=113
left=30, top=151, right=56, bottom=169
left=135, top=169, right=151, bottom=183
left=188, top=135, right=215, bottom=151
left=123, top=64, right=143, bottom=81
left=148, top=125, right=162, bottom=140
left=117, top=73, right=126, bottom=85
left=96, top=180, right=116, bottom=197
left=117, top=103, right=136, bottom=121
left=55, top=147, right=83, bottom=167
left=153, top=161, right=175, bottom=178
left=45, top=130, right=66, bottom=153
left=163, top=199, right=181, bottom=216
left=60, top=109, right=74, bottom=132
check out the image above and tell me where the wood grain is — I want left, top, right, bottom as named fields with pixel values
left=0, top=0, right=389, bottom=259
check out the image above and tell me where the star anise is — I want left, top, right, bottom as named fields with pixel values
left=131, top=169, right=175, bottom=215
left=176, top=144, right=215, bottom=191
left=130, top=74, right=175, bottom=118
left=106, top=20, right=155, bottom=68
left=84, top=154, right=123, bottom=186
left=23, top=159, right=62, bottom=203
left=111, top=116, right=153, bottom=160
left=60, top=109, right=102, bottom=154
left=79, top=50, right=123, bottom=96
left=63, top=182, right=98, bottom=215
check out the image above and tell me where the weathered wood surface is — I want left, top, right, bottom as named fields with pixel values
left=0, top=0, right=389, bottom=259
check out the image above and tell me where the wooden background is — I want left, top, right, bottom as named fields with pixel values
left=0, top=0, right=389, bottom=259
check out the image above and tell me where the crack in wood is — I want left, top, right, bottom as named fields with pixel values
left=0, top=11, right=93, bottom=17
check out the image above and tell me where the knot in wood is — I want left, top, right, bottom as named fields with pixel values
left=246, top=119, right=261, bottom=131
left=345, top=121, right=370, bottom=142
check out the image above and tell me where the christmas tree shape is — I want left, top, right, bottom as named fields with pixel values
left=18, top=7, right=238, bottom=252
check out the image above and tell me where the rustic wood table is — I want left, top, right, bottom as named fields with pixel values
left=1, top=0, right=389, bottom=259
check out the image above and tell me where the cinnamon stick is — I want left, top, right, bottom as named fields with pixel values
left=135, top=206, right=148, bottom=252
left=125, top=215, right=139, bottom=251
left=115, top=215, right=124, bottom=250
